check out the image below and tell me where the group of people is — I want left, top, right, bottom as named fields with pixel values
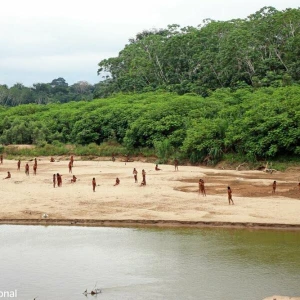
left=132, top=168, right=147, bottom=186
left=198, top=179, right=300, bottom=205
left=54, top=156, right=74, bottom=187
left=2, top=154, right=300, bottom=203
left=199, top=179, right=233, bottom=205
left=2, top=158, right=35, bottom=178
left=53, top=173, right=63, bottom=187
left=92, top=164, right=161, bottom=191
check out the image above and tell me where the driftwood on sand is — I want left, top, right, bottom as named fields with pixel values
left=260, top=162, right=277, bottom=174
left=236, top=162, right=247, bottom=171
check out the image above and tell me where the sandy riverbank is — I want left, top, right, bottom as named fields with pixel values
left=0, top=157, right=300, bottom=228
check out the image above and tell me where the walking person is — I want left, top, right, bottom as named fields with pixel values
left=227, top=186, right=234, bottom=205
left=199, top=179, right=206, bottom=196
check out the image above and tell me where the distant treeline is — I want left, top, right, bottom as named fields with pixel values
left=0, top=77, right=106, bottom=106
left=97, top=7, right=300, bottom=97
left=0, top=87, right=299, bottom=163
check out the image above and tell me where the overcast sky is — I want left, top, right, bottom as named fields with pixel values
left=0, top=0, right=299, bottom=87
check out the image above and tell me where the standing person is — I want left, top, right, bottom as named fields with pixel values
left=174, top=159, right=179, bottom=171
left=227, top=186, right=234, bottom=205
left=272, top=181, right=276, bottom=194
left=57, top=173, right=62, bottom=187
left=17, top=160, right=21, bottom=171
left=70, top=155, right=74, bottom=167
left=142, top=169, right=146, bottom=185
left=133, top=168, right=138, bottom=183
left=25, top=163, right=29, bottom=176
left=0, top=154, right=3, bottom=164
left=298, top=182, right=300, bottom=193
left=68, top=161, right=72, bottom=173
left=33, top=163, right=37, bottom=175
left=114, top=177, right=120, bottom=186
left=71, top=175, right=77, bottom=183
left=92, top=178, right=96, bottom=192
left=34, top=158, right=37, bottom=166
left=3, top=171, right=11, bottom=179
left=53, top=174, right=56, bottom=188
left=112, top=155, right=115, bottom=162
left=199, top=179, right=206, bottom=196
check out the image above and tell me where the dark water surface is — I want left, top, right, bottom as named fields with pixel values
left=0, top=225, right=299, bottom=300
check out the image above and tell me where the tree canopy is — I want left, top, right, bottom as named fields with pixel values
left=98, top=7, right=300, bottom=96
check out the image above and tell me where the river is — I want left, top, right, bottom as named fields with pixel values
left=0, top=225, right=299, bottom=300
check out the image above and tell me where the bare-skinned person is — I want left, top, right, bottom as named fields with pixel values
left=155, top=164, right=161, bottom=171
left=33, top=163, right=37, bottom=175
left=92, top=178, right=96, bottom=192
left=34, top=158, right=37, bottom=166
left=227, top=186, right=234, bottom=205
left=17, top=160, right=21, bottom=171
left=57, top=173, right=62, bottom=187
left=3, top=171, right=11, bottom=179
left=272, top=181, right=276, bottom=194
left=133, top=168, right=138, bottom=183
left=53, top=174, right=56, bottom=188
left=25, top=163, right=30, bottom=176
left=199, top=179, right=206, bottom=196
left=71, top=175, right=77, bottom=183
left=142, top=169, right=146, bottom=185
left=50, top=157, right=55, bottom=162
left=70, top=155, right=74, bottom=167
left=174, top=159, right=179, bottom=171
left=0, top=154, right=3, bottom=164
left=68, top=161, right=72, bottom=173
left=114, top=177, right=120, bottom=186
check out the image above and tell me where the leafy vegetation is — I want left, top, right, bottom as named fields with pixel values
left=0, top=86, right=299, bottom=164
left=98, top=7, right=300, bottom=97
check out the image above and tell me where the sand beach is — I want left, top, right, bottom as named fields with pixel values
left=0, top=156, right=300, bottom=228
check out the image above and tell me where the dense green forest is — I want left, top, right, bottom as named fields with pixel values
left=0, top=6, right=299, bottom=165
left=98, top=6, right=300, bottom=96
left=0, top=87, right=299, bottom=163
